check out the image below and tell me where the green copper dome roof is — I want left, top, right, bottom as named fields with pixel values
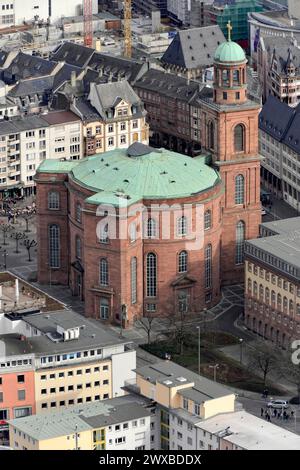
left=37, top=143, right=221, bottom=206
left=214, top=40, right=246, bottom=64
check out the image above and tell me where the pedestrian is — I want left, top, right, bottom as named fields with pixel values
left=277, top=411, right=281, bottom=419
left=267, top=414, right=271, bottom=422
left=286, top=413, right=289, bottom=421
left=291, top=410, right=295, bottom=418
left=274, top=408, right=277, bottom=418
left=261, top=407, right=264, bottom=417
left=265, top=389, right=269, bottom=399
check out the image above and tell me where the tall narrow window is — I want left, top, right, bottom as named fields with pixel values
left=178, top=251, right=188, bottom=273
left=99, top=223, right=109, bottom=243
left=147, top=218, right=157, bottom=238
left=48, top=191, right=60, bottom=210
left=100, top=298, right=109, bottom=320
left=76, top=203, right=82, bottom=223
left=49, top=224, right=60, bottom=268
left=235, top=174, right=245, bottom=204
left=207, top=121, right=214, bottom=149
left=234, top=124, right=245, bottom=152
left=146, top=253, right=157, bottom=297
left=205, top=244, right=212, bottom=289
left=99, top=258, right=108, bottom=287
left=235, top=221, right=245, bottom=265
left=130, top=222, right=136, bottom=243
left=131, top=257, right=137, bottom=304
left=204, top=210, right=212, bottom=230
left=177, top=216, right=187, bottom=237
left=75, top=236, right=81, bottom=259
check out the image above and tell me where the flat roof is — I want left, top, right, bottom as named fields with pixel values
left=41, top=111, right=81, bottom=125
left=1, top=309, right=129, bottom=356
left=9, top=395, right=152, bottom=441
left=196, top=410, right=300, bottom=450
left=136, top=361, right=233, bottom=402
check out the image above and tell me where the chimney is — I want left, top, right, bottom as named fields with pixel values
left=15, top=278, right=19, bottom=305
left=71, top=70, right=77, bottom=88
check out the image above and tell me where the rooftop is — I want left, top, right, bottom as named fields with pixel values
left=37, top=143, right=220, bottom=206
left=197, top=410, right=300, bottom=450
left=162, top=25, right=226, bottom=69
left=136, top=361, right=233, bottom=401
left=214, top=40, right=247, bottom=64
left=0, top=309, right=129, bottom=357
left=41, top=110, right=81, bottom=125
left=9, top=395, right=152, bottom=441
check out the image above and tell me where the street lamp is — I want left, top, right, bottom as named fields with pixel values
left=196, top=326, right=201, bottom=376
left=119, top=304, right=127, bottom=338
left=0, top=247, right=7, bottom=270
left=239, top=338, right=243, bottom=364
left=209, top=364, right=219, bottom=382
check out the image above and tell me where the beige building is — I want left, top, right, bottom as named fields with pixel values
left=245, top=217, right=300, bottom=348
left=9, top=395, right=156, bottom=451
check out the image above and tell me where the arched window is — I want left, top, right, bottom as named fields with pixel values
left=99, top=258, right=108, bottom=287
left=99, top=223, right=109, bottom=243
left=207, top=121, right=214, bottom=149
left=100, top=298, right=109, bottom=320
left=283, top=296, right=288, bottom=313
left=131, top=257, right=137, bottom=304
left=76, top=202, right=82, bottom=223
left=235, top=221, right=245, bottom=265
left=265, top=287, right=270, bottom=304
left=289, top=299, right=294, bottom=315
left=222, top=69, right=229, bottom=85
left=75, top=236, right=81, bottom=259
left=177, top=216, right=187, bottom=237
left=235, top=175, right=245, bottom=204
left=146, top=253, right=157, bottom=297
left=233, top=69, right=240, bottom=84
left=259, top=284, right=264, bottom=301
left=234, top=124, right=245, bottom=152
left=205, top=244, right=212, bottom=289
left=204, top=210, right=212, bottom=230
left=147, top=218, right=157, bottom=238
left=271, top=290, right=275, bottom=306
left=49, top=224, right=60, bottom=268
left=247, top=278, right=252, bottom=294
left=178, top=251, right=188, bottom=273
left=253, top=281, right=257, bottom=297
left=48, top=191, right=60, bottom=210
left=277, top=293, right=282, bottom=311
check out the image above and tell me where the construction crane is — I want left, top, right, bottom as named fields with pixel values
left=84, top=0, right=93, bottom=48
left=124, top=0, right=132, bottom=58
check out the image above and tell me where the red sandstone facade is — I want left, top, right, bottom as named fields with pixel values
left=36, top=46, right=261, bottom=326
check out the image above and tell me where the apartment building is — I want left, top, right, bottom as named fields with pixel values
left=244, top=217, right=300, bottom=348
left=0, top=110, right=83, bottom=198
left=259, top=95, right=300, bottom=210
left=71, top=80, right=149, bottom=156
left=8, top=395, right=157, bottom=450
left=0, top=308, right=136, bottom=442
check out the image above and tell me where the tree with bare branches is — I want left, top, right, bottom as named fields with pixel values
left=11, top=231, right=27, bottom=254
left=247, top=342, right=280, bottom=386
left=0, top=224, right=13, bottom=246
left=134, top=313, right=157, bottom=345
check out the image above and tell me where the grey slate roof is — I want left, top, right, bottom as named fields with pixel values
left=88, top=80, right=142, bottom=120
left=0, top=50, right=9, bottom=68
left=3, top=52, right=56, bottom=82
left=9, top=395, right=152, bottom=441
left=51, top=42, right=94, bottom=68
left=0, top=115, right=49, bottom=136
left=136, top=361, right=233, bottom=401
left=9, top=76, right=54, bottom=97
left=259, top=95, right=300, bottom=154
left=162, top=25, right=226, bottom=69
left=73, top=97, right=100, bottom=122
left=87, top=52, right=147, bottom=84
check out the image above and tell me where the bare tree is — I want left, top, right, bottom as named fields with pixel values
left=164, top=306, right=188, bottom=355
left=247, top=342, right=280, bottom=386
left=11, top=232, right=27, bottom=254
left=134, top=313, right=157, bottom=345
left=21, top=213, right=34, bottom=233
left=23, top=239, right=37, bottom=262
left=0, top=224, right=13, bottom=246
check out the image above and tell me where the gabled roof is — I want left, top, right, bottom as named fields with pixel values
left=51, top=42, right=94, bottom=68
left=162, top=25, right=225, bottom=69
left=9, top=76, right=54, bottom=97
left=87, top=52, right=147, bottom=84
left=259, top=95, right=294, bottom=140
left=3, top=52, right=57, bottom=82
left=88, top=80, right=141, bottom=119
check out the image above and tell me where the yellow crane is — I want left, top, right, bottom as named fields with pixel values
left=124, top=0, right=132, bottom=58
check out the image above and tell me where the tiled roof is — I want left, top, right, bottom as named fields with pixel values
left=162, top=25, right=225, bottom=69
left=51, top=42, right=94, bottom=68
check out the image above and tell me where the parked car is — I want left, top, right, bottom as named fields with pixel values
left=267, top=399, right=289, bottom=409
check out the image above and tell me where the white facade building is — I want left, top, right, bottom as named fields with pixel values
left=0, top=0, right=98, bottom=28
